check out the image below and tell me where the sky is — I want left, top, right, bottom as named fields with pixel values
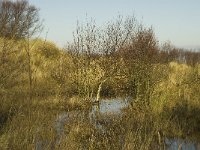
left=29, top=0, right=200, bottom=49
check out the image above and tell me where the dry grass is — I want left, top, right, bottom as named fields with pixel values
left=0, top=63, right=200, bottom=149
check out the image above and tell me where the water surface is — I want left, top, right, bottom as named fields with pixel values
left=37, top=97, right=200, bottom=150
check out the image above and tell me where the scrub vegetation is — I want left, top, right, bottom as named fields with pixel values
left=0, top=0, right=200, bottom=149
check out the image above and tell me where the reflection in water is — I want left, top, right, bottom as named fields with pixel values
left=96, top=98, right=129, bottom=114
left=89, top=98, right=129, bottom=134
left=54, top=112, right=68, bottom=144
left=36, top=98, right=200, bottom=150
left=56, top=98, right=128, bottom=129
left=89, top=98, right=129, bottom=126
left=165, top=138, right=200, bottom=150
left=54, top=110, right=87, bottom=144
left=53, top=98, right=128, bottom=147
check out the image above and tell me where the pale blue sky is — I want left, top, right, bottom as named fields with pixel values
left=29, top=0, right=200, bottom=49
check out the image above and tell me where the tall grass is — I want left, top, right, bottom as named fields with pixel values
left=0, top=37, right=200, bottom=149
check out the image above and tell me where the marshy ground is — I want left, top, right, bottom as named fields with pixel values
left=0, top=1, right=200, bottom=149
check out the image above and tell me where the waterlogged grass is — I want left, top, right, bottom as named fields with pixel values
left=0, top=97, right=58, bottom=149
left=0, top=96, right=94, bottom=149
left=0, top=63, right=200, bottom=149
left=1, top=95, right=200, bottom=150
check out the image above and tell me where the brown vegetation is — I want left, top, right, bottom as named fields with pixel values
left=0, top=0, right=200, bottom=149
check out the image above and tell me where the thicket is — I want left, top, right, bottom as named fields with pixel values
left=0, top=0, right=200, bottom=149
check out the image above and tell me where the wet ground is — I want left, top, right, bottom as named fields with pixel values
left=36, top=98, right=199, bottom=150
